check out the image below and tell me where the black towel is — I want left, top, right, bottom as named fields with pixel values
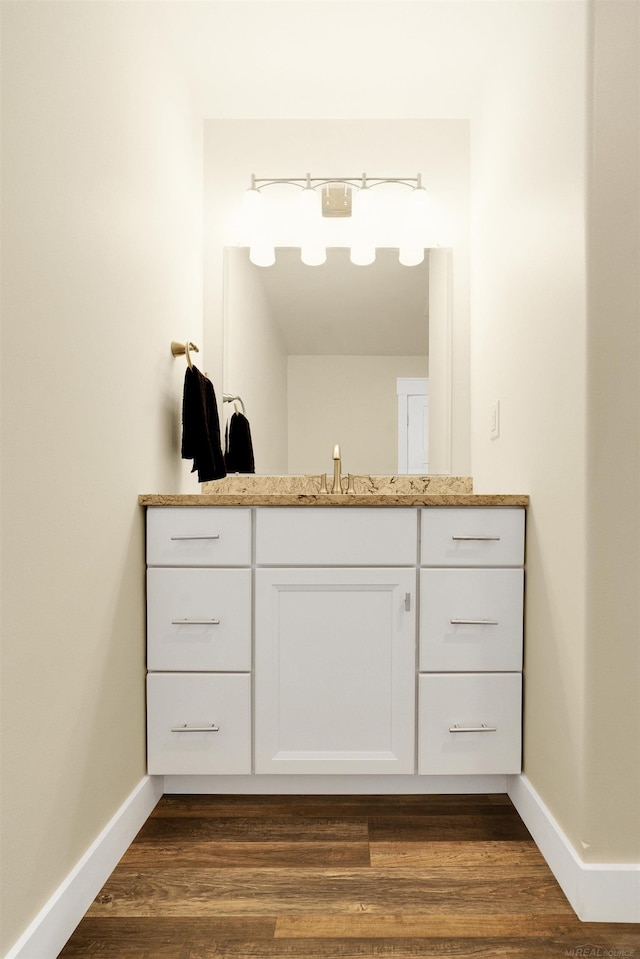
left=181, top=366, right=227, bottom=482
left=224, top=411, right=255, bottom=474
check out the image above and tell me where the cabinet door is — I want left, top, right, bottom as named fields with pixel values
left=255, top=568, right=416, bottom=774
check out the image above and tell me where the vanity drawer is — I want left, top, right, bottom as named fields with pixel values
left=147, top=672, right=251, bottom=775
left=421, top=508, right=524, bottom=567
left=147, top=568, right=251, bottom=671
left=146, top=507, right=251, bottom=567
left=418, top=673, right=522, bottom=775
left=255, top=508, right=417, bottom=566
left=419, top=568, right=523, bottom=671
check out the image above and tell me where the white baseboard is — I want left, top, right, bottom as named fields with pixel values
left=4, top=775, right=163, bottom=959
left=508, top=773, right=640, bottom=923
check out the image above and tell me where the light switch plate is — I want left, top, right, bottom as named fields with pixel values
left=490, top=400, right=500, bottom=440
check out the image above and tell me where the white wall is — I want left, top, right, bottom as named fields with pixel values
left=0, top=3, right=203, bottom=953
left=583, top=0, right=640, bottom=861
left=469, top=1, right=591, bottom=852
left=469, top=0, right=639, bottom=865
left=288, top=355, right=428, bottom=475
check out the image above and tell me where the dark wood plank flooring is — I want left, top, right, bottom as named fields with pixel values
left=58, top=794, right=640, bottom=958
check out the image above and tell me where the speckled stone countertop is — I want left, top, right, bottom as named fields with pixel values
left=139, top=475, right=528, bottom=507
left=139, top=492, right=529, bottom=507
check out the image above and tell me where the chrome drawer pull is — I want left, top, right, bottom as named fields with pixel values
left=170, top=534, right=220, bottom=541
left=449, top=723, right=497, bottom=733
left=171, top=723, right=220, bottom=732
left=171, top=618, right=220, bottom=625
left=451, top=535, right=501, bottom=542
left=450, top=618, right=499, bottom=626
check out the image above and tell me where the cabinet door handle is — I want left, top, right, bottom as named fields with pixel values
left=404, top=592, right=411, bottom=612
left=449, top=723, right=497, bottom=733
left=170, top=534, right=220, bottom=541
left=450, top=618, right=499, bottom=626
left=451, top=535, right=501, bottom=542
left=171, top=618, right=221, bottom=625
left=171, top=723, right=220, bottom=732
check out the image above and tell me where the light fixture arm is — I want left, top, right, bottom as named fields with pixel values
left=250, top=174, right=423, bottom=192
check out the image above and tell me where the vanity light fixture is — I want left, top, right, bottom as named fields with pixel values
left=241, top=173, right=434, bottom=266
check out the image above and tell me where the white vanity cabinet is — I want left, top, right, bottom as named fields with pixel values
left=145, top=507, right=252, bottom=775
left=144, top=503, right=525, bottom=786
left=418, top=508, right=525, bottom=775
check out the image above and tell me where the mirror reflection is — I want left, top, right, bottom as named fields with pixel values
left=223, top=246, right=448, bottom=476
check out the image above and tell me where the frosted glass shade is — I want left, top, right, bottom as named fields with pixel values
left=300, top=245, right=327, bottom=266
left=298, top=187, right=321, bottom=221
left=409, top=186, right=430, bottom=213
left=241, top=188, right=265, bottom=237
left=353, top=186, right=374, bottom=217
left=398, top=246, right=425, bottom=266
left=350, top=245, right=376, bottom=266
left=249, top=244, right=275, bottom=267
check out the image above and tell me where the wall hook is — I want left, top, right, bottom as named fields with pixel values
left=171, top=340, right=199, bottom=369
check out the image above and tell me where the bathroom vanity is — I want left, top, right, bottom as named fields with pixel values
left=140, top=486, right=527, bottom=794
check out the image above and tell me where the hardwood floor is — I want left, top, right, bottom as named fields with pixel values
left=58, top=795, right=639, bottom=958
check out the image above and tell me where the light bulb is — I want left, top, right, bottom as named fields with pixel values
left=300, top=244, right=326, bottom=266
left=249, top=243, right=275, bottom=267
left=409, top=185, right=430, bottom=213
left=242, top=186, right=263, bottom=214
left=241, top=186, right=275, bottom=265
left=353, top=185, right=373, bottom=217
left=240, top=187, right=265, bottom=239
left=297, top=183, right=324, bottom=263
left=351, top=185, right=376, bottom=265
left=398, top=246, right=424, bottom=267
left=298, top=186, right=320, bottom=222
left=350, top=244, right=376, bottom=266
left=398, top=185, right=430, bottom=264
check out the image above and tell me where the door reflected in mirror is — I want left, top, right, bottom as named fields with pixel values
left=223, top=247, right=451, bottom=476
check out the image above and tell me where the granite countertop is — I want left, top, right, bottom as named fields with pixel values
left=139, top=492, right=528, bottom=507
left=139, top=475, right=528, bottom=507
